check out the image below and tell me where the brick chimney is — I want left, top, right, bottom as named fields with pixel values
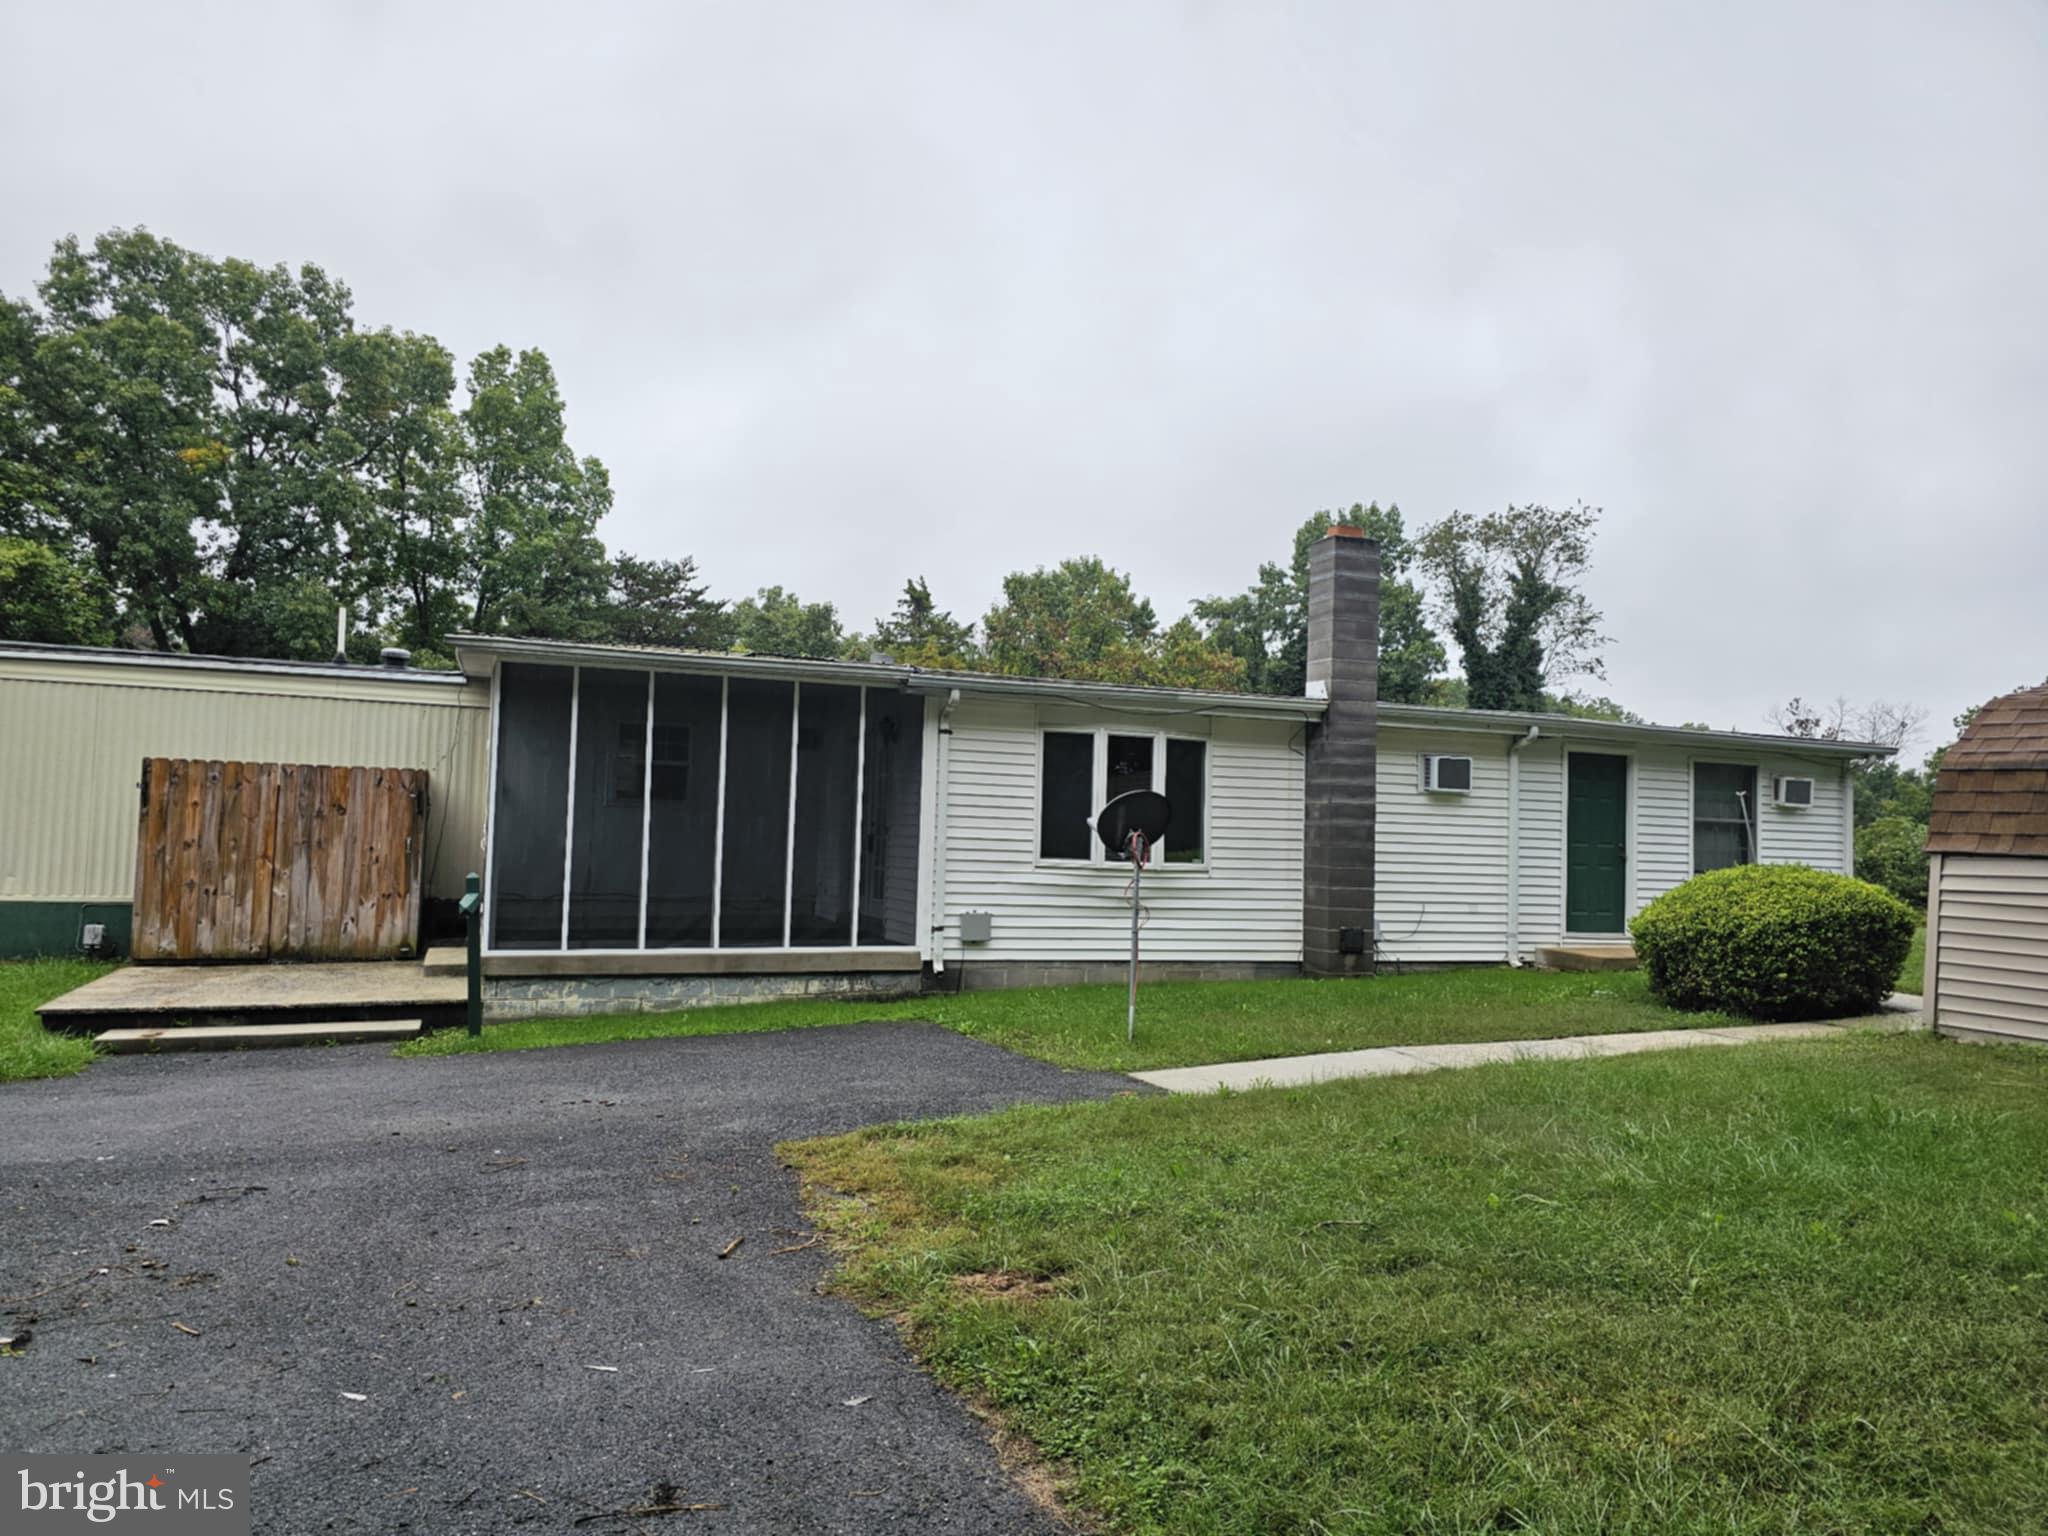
left=1302, top=525, right=1379, bottom=976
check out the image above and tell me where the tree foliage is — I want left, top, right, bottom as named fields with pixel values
left=0, top=534, right=115, bottom=643
left=729, top=585, right=844, bottom=659
left=860, top=576, right=978, bottom=670
left=0, top=227, right=688, bottom=663
left=1414, top=502, right=1607, bottom=711
left=983, top=556, right=1245, bottom=689
left=1194, top=503, right=1445, bottom=702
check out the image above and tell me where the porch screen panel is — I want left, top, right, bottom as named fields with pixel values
left=719, top=678, right=794, bottom=946
left=858, top=692, right=925, bottom=945
left=644, top=673, right=724, bottom=948
left=567, top=668, right=649, bottom=948
left=491, top=663, right=573, bottom=948
left=789, top=684, right=861, bottom=946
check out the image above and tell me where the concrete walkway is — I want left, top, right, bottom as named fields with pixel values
left=1131, top=1015, right=1916, bottom=1095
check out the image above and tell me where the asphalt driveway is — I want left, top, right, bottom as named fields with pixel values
left=0, top=1023, right=1138, bottom=1533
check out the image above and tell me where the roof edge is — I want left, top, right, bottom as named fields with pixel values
left=1379, top=702, right=1896, bottom=758
left=446, top=634, right=1328, bottom=719
left=0, top=639, right=472, bottom=687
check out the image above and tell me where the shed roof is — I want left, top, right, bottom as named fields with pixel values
left=1926, top=685, right=2048, bottom=857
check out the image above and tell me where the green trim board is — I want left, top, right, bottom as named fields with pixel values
left=1566, top=753, right=1629, bottom=934
left=0, top=901, right=132, bottom=959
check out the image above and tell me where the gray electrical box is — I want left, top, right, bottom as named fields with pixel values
left=80, top=923, right=107, bottom=954
left=958, top=911, right=994, bottom=944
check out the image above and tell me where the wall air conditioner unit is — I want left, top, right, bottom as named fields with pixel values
left=1422, top=754, right=1474, bottom=794
left=1773, top=775, right=1815, bottom=808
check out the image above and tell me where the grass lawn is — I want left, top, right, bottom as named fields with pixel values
left=400, top=966, right=1743, bottom=1072
left=1898, top=919, right=1927, bottom=996
left=788, top=1032, right=2048, bottom=1535
left=0, top=958, right=116, bottom=1083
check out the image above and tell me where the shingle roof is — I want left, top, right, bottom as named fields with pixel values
left=1926, top=685, right=2048, bottom=857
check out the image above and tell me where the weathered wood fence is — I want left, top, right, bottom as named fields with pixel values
left=133, top=758, right=428, bottom=961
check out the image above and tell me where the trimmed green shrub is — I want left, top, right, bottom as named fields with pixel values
left=1855, top=816, right=1930, bottom=908
left=1630, top=863, right=1915, bottom=1021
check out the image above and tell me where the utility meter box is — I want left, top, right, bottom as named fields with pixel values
left=958, top=911, right=994, bottom=944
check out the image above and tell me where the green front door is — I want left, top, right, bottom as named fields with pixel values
left=1566, top=752, right=1628, bottom=933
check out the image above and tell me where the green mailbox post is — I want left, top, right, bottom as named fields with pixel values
left=458, top=872, right=483, bottom=1038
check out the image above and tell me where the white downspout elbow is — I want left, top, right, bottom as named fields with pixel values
left=1506, top=725, right=1540, bottom=965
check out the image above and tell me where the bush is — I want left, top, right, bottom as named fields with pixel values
left=1855, top=816, right=1930, bottom=907
left=1630, top=864, right=1915, bottom=1021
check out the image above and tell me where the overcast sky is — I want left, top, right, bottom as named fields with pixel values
left=6, top=1, right=2043, bottom=753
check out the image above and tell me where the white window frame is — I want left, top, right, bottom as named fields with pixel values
left=485, top=663, right=910, bottom=956
left=1688, top=758, right=1761, bottom=878
left=1033, top=725, right=1211, bottom=871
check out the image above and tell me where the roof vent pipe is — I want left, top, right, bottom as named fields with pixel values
left=379, top=648, right=411, bottom=670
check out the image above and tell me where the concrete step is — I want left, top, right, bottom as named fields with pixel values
left=421, top=947, right=465, bottom=976
left=94, top=1019, right=423, bottom=1053
left=1534, top=945, right=1639, bottom=972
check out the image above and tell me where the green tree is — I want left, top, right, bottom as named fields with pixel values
left=2, top=228, right=696, bottom=663
left=1856, top=816, right=1929, bottom=907
left=730, top=585, right=845, bottom=659
left=1414, top=502, right=1607, bottom=711
left=1194, top=503, right=1446, bottom=701
left=860, top=576, right=977, bottom=669
left=982, top=556, right=1246, bottom=689
left=603, top=554, right=729, bottom=650
left=452, top=346, right=613, bottom=640
left=0, top=535, right=114, bottom=643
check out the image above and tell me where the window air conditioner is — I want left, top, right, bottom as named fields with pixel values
left=1422, top=754, right=1474, bottom=794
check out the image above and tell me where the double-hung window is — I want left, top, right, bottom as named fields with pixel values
left=1037, top=728, right=1207, bottom=865
left=1693, top=762, right=1757, bottom=874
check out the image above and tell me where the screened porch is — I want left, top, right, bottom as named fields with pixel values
left=485, top=661, right=925, bottom=957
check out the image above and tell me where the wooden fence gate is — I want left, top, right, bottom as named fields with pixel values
left=133, top=758, right=429, bottom=961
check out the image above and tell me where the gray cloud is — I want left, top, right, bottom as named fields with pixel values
left=6, top=0, right=2043, bottom=752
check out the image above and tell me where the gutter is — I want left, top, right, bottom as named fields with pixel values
left=1506, top=725, right=1541, bottom=965
left=928, top=688, right=960, bottom=973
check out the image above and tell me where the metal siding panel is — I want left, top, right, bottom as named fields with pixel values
left=0, top=665, right=489, bottom=903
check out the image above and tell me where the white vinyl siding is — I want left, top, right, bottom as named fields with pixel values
left=1929, top=854, right=2048, bottom=1046
left=1515, top=737, right=1565, bottom=950
left=1756, top=761, right=1849, bottom=868
left=935, top=697, right=1303, bottom=964
left=1375, top=730, right=1858, bottom=965
left=1374, top=729, right=1510, bottom=964
left=1634, top=750, right=1693, bottom=903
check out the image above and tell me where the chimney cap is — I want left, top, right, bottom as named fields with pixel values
left=1325, top=523, right=1368, bottom=539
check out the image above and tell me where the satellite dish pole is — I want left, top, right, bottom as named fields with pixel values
left=1094, top=789, right=1171, bottom=1048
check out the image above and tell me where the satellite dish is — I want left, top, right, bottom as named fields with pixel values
left=1094, top=790, right=1171, bottom=859
left=1094, top=789, right=1172, bottom=1046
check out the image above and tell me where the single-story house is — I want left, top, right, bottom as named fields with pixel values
left=1923, top=684, right=2048, bottom=1045
left=0, top=530, right=1887, bottom=1012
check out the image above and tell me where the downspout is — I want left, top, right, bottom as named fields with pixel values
left=1505, top=725, right=1541, bottom=965
left=927, top=688, right=960, bottom=972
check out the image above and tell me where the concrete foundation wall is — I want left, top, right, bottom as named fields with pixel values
left=484, top=969, right=924, bottom=1020
left=952, top=959, right=1302, bottom=990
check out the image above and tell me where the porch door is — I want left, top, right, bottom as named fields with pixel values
left=1566, top=752, right=1629, bottom=934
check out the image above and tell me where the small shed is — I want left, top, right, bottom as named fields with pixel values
left=1924, top=684, right=2048, bottom=1045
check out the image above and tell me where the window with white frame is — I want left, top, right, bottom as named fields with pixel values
left=1037, top=728, right=1207, bottom=865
